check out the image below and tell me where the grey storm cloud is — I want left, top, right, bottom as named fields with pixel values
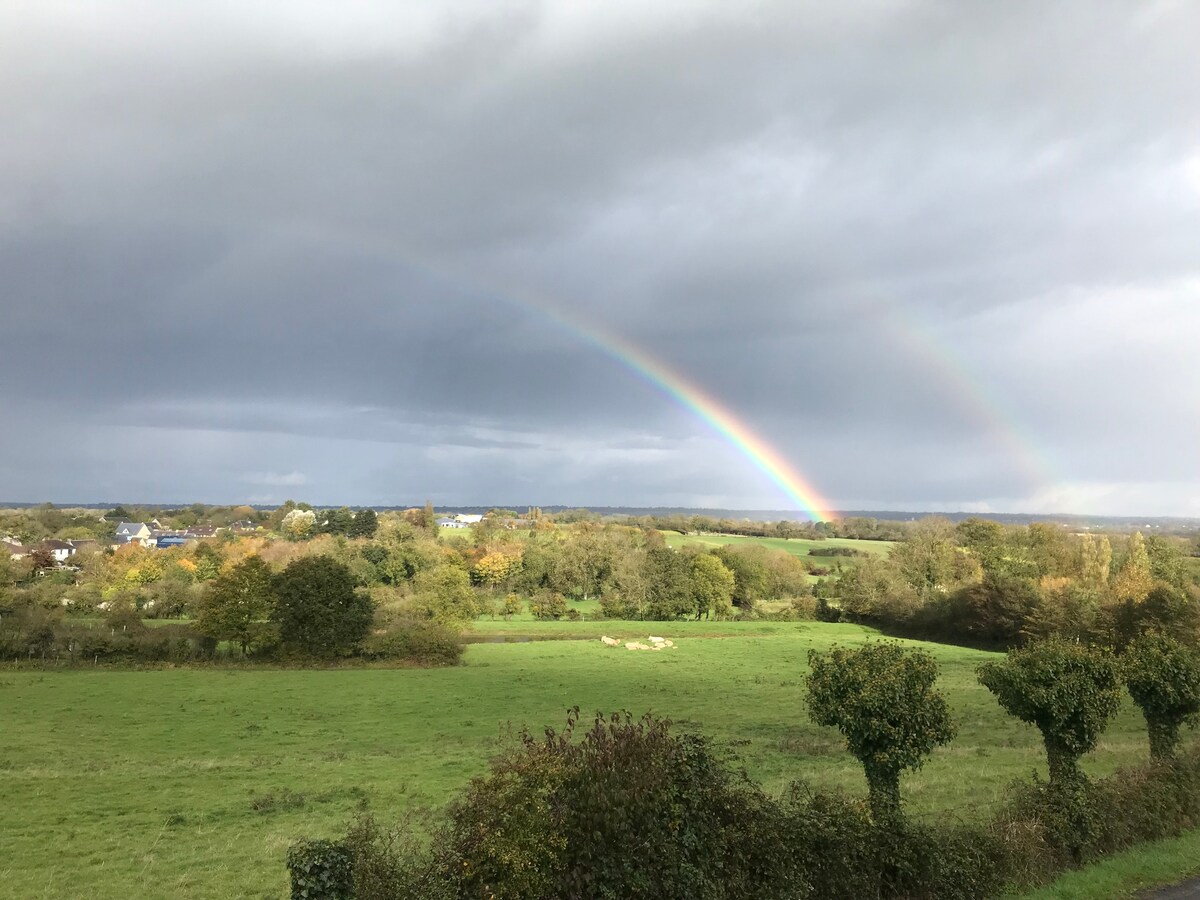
left=1, top=0, right=1199, bottom=514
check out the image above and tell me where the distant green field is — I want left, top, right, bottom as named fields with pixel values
left=2, top=620, right=1181, bottom=899
left=661, top=531, right=893, bottom=558
left=662, top=532, right=892, bottom=582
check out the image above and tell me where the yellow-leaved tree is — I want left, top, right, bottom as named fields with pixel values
left=1112, top=532, right=1153, bottom=604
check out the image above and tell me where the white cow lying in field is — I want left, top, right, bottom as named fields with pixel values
left=600, top=636, right=620, bottom=647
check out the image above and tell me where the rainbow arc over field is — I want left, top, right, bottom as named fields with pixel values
left=509, top=294, right=839, bottom=523
left=313, top=233, right=840, bottom=519
left=870, top=300, right=1055, bottom=492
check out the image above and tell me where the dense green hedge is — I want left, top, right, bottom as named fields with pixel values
left=362, top=622, right=464, bottom=666
left=289, top=718, right=1200, bottom=899
left=0, top=604, right=462, bottom=667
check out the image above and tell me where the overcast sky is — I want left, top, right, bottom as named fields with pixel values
left=2, top=1, right=1199, bottom=516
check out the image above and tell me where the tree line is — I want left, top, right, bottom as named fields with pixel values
left=821, top=518, right=1200, bottom=650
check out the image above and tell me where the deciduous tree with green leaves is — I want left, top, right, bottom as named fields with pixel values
left=977, top=637, right=1121, bottom=785
left=690, top=552, right=734, bottom=620
left=195, top=554, right=276, bottom=655
left=807, top=642, right=956, bottom=822
left=272, top=556, right=374, bottom=657
left=1122, top=633, right=1200, bottom=760
left=413, top=565, right=478, bottom=627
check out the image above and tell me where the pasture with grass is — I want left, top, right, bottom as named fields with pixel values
left=0, top=619, right=1179, bottom=899
left=661, top=530, right=893, bottom=560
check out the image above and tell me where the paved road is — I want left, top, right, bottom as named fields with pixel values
left=1148, top=878, right=1200, bottom=899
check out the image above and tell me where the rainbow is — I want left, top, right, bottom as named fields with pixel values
left=871, top=301, right=1055, bottom=493
left=296, top=231, right=840, bottom=519
left=504, top=294, right=838, bottom=523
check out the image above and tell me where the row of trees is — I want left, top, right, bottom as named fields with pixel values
left=286, top=636, right=1200, bottom=899
left=195, top=555, right=372, bottom=657
left=10, top=505, right=1196, bottom=661
left=811, top=636, right=1200, bottom=825
left=1, top=550, right=463, bottom=667
left=825, top=518, right=1200, bottom=650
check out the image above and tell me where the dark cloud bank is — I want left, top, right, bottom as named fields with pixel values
left=2, top=1, right=1198, bottom=515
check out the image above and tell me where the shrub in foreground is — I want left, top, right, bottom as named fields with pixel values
left=290, top=714, right=1200, bottom=899
left=303, top=710, right=808, bottom=900
left=287, top=839, right=353, bottom=900
left=440, top=709, right=804, bottom=900
left=992, top=744, right=1200, bottom=876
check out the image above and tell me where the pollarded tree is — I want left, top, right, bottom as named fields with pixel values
left=978, top=637, right=1122, bottom=785
left=807, top=642, right=956, bottom=822
left=1122, top=634, right=1200, bottom=760
left=272, top=556, right=374, bottom=657
left=195, top=554, right=277, bottom=655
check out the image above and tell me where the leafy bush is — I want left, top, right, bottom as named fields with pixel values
left=440, top=709, right=807, bottom=900
left=992, top=746, right=1200, bottom=872
left=775, top=787, right=876, bottom=897
left=286, top=838, right=353, bottom=900
left=294, top=713, right=1200, bottom=900
left=528, top=590, right=567, bottom=620
left=341, top=813, right=453, bottom=900
left=362, top=622, right=464, bottom=666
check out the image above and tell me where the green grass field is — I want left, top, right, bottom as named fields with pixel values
left=1013, top=827, right=1200, bottom=898
left=661, top=531, right=893, bottom=560
left=0, top=620, right=1189, bottom=899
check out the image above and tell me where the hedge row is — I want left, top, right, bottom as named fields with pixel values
left=288, top=711, right=1200, bottom=900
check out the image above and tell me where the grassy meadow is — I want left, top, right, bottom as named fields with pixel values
left=0, top=619, right=1189, bottom=899
left=661, top=531, right=892, bottom=578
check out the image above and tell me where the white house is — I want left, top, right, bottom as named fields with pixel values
left=453, top=514, right=483, bottom=524
left=437, top=517, right=469, bottom=529
left=41, top=540, right=75, bottom=563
